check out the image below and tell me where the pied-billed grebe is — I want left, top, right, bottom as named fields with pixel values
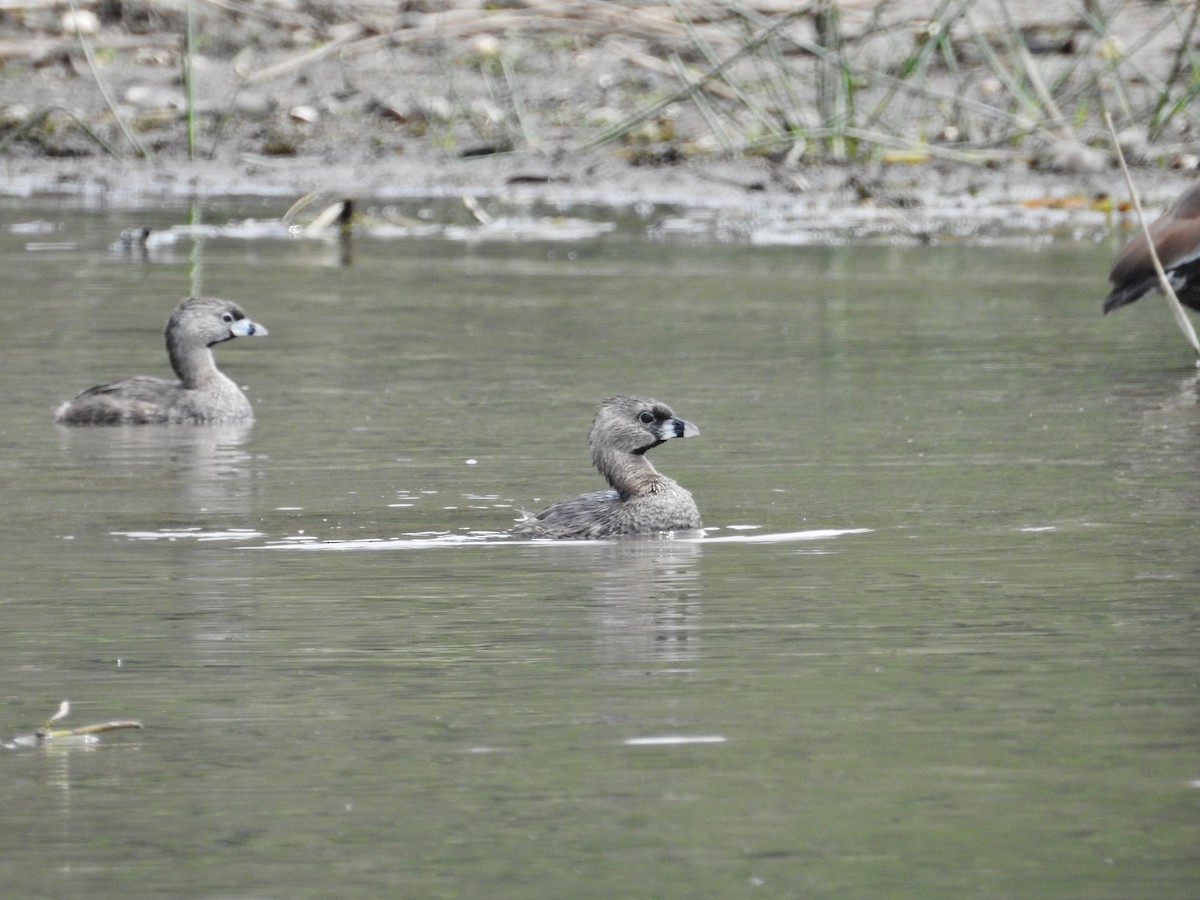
left=55, top=296, right=268, bottom=425
left=511, top=395, right=702, bottom=539
left=1104, top=181, right=1200, bottom=314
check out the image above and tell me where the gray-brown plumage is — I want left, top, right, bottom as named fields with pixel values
left=55, top=296, right=268, bottom=425
left=1104, top=181, right=1200, bottom=314
left=511, top=395, right=702, bottom=539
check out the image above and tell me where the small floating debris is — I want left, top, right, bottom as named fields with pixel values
left=102, top=194, right=357, bottom=252
left=8, top=220, right=60, bottom=235
left=282, top=192, right=354, bottom=237
left=624, top=735, right=727, bottom=746
left=449, top=193, right=617, bottom=242
left=3, top=701, right=142, bottom=750
left=113, top=527, right=265, bottom=542
left=24, top=241, right=77, bottom=252
left=694, top=527, right=871, bottom=544
left=101, top=193, right=622, bottom=249
left=444, top=215, right=617, bottom=243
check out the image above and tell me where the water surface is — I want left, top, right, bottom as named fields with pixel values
left=0, top=196, right=1196, bottom=897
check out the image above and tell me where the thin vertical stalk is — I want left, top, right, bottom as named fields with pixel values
left=189, top=201, right=204, bottom=299
left=184, top=0, right=197, bottom=161
left=67, top=0, right=147, bottom=158
left=1105, top=111, right=1200, bottom=360
left=668, top=53, right=738, bottom=151
left=1150, top=0, right=1200, bottom=138
left=665, top=0, right=776, bottom=137
left=863, top=0, right=960, bottom=132
left=499, top=53, right=535, bottom=149
left=814, top=0, right=849, bottom=157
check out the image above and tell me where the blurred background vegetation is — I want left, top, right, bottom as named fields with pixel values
left=0, top=0, right=1195, bottom=174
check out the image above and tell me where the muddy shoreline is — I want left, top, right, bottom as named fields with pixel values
left=5, top=152, right=1196, bottom=255
left=1, top=1, right=1196, bottom=223
left=4, top=149, right=1195, bottom=229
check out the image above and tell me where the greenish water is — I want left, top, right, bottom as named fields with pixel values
left=0, top=196, right=1196, bottom=898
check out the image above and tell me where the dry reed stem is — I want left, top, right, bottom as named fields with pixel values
left=1104, top=110, right=1200, bottom=360
left=67, top=0, right=146, bottom=157
left=6, top=0, right=1197, bottom=169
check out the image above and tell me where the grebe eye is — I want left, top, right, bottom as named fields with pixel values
left=638, top=411, right=655, bottom=425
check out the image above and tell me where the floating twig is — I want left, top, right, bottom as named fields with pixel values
left=3, top=700, right=143, bottom=750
